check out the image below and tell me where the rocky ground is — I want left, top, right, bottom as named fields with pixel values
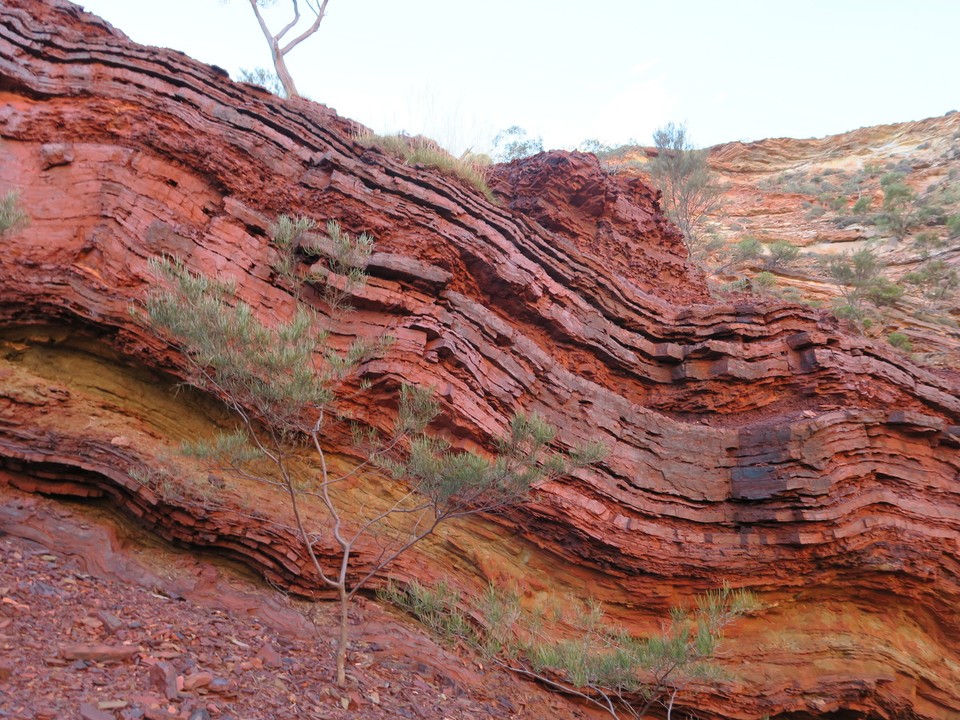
left=0, top=486, right=589, bottom=720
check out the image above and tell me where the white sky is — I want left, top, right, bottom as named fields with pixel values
left=78, top=0, right=959, bottom=154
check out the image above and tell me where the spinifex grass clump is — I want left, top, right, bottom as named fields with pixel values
left=138, top=215, right=604, bottom=686
left=0, top=191, right=28, bottom=235
left=356, top=131, right=495, bottom=202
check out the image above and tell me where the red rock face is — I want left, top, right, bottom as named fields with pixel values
left=1, top=2, right=960, bottom=719
left=490, top=151, right=709, bottom=306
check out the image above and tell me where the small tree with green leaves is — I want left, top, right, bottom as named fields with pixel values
left=138, top=216, right=604, bottom=686
left=578, top=138, right=613, bottom=156
left=521, top=585, right=759, bottom=719
left=904, top=258, right=959, bottom=312
left=714, top=236, right=762, bottom=275
left=493, top=125, right=544, bottom=162
left=647, top=122, right=722, bottom=251
left=824, top=246, right=901, bottom=332
left=764, top=240, right=800, bottom=271
left=0, top=191, right=28, bottom=235
left=877, top=172, right=920, bottom=240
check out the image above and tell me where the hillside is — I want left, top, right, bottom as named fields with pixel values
left=2, top=2, right=959, bottom=719
left=608, top=114, right=960, bottom=367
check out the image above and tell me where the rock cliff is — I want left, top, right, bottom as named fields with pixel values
left=1, top=2, right=959, bottom=718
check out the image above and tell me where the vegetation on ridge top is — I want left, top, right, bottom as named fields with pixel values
left=356, top=131, right=496, bottom=202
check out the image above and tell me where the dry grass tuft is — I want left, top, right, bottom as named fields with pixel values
left=356, top=131, right=494, bottom=202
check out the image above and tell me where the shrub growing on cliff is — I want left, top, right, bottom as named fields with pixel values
left=852, top=196, right=872, bottom=215
left=388, top=580, right=759, bottom=720
left=877, top=172, right=920, bottom=240
left=764, top=240, right=801, bottom=270
left=904, top=258, right=959, bottom=312
left=713, top=236, right=762, bottom=275
left=751, top=271, right=777, bottom=295
left=647, top=122, right=722, bottom=251
left=137, top=216, right=603, bottom=687
left=887, top=331, right=913, bottom=351
left=947, top=214, right=960, bottom=238
left=0, top=191, right=28, bottom=235
left=824, top=246, right=901, bottom=333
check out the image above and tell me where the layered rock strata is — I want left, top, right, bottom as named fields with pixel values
left=1, top=2, right=959, bottom=718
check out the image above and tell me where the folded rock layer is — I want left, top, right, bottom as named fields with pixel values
left=1, top=2, right=959, bottom=718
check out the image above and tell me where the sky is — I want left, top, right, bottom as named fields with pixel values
left=78, top=0, right=960, bottom=155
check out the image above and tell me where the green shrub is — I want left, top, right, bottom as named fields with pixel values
left=852, top=197, right=872, bottom=214
left=916, top=205, right=946, bottom=226
left=833, top=215, right=859, bottom=229
left=734, top=236, right=763, bottom=262
left=379, top=580, right=473, bottom=642
left=648, top=122, right=723, bottom=249
left=913, top=232, right=947, bottom=262
left=765, top=240, right=800, bottom=269
left=720, top=277, right=751, bottom=293
left=779, top=287, right=803, bottom=303
left=878, top=172, right=920, bottom=240
left=829, top=196, right=848, bottom=211
left=751, top=271, right=777, bottom=294
left=389, top=580, right=760, bottom=720
left=904, top=258, right=959, bottom=310
left=947, top=214, right=960, bottom=238
left=887, top=332, right=912, bottom=351
left=824, top=246, right=898, bottom=332
left=864, top=277, right=904, bottom=307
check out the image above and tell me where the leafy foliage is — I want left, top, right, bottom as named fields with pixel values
left=877, top=172, right=920, bottom=240
left=379, top=579, right=473, bottom=641
left=492, top=126, right=544, bottom=162
left=904, top=258, right=959, bottom=311
left=947, top=214, right=960, bottom=238
left=138, top=217, right=604, bottom=686
left=386, top=580, right=759, bottom=719
left=764, top=240, right=801, bottom=270
left=647, top=123, right=722, bottom=249
left=824, top=246, right=900, bottom=332
left=751, top=271, right=777, bottom=295
left=887, top=331, right=913, bottom=351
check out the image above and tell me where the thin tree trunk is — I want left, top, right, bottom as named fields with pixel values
left=271, top=47, right=299, bottom=97
left=336, top=584, right=349, bottom=686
